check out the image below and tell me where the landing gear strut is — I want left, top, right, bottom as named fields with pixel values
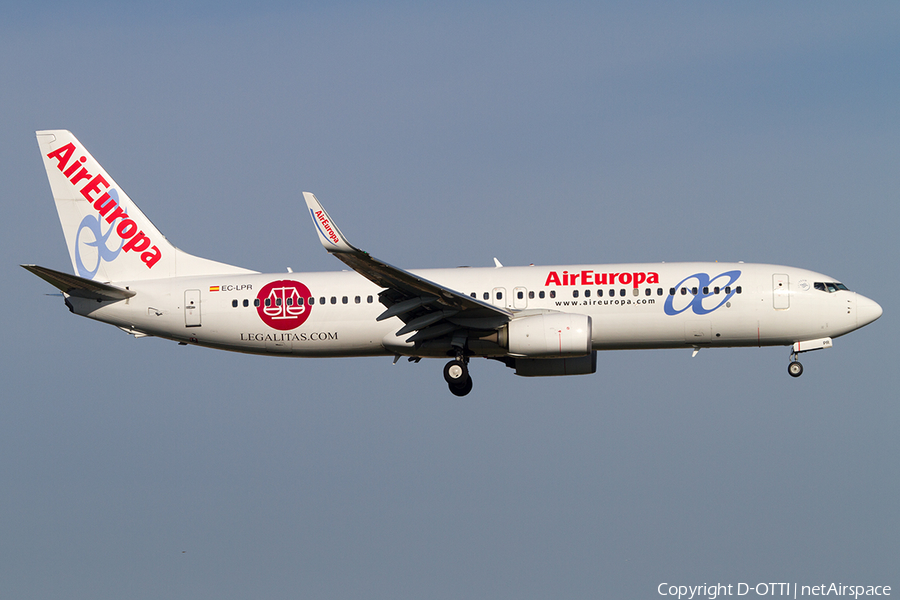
left=444, top=357, right=473, bottom=396
left=788, top=350, right=803, bottom=378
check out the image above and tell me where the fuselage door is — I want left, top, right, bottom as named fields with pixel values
left=185, top=289, right=201, bottom=327
left=513, top=287, right=528, bottom=309
left=773, top=274, right=790, bottom=310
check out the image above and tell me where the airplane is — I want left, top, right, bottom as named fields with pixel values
left=24, top=130, right=882, bottom=396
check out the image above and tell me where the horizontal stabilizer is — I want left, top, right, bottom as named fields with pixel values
left=21, top=264, right=135, bottom=301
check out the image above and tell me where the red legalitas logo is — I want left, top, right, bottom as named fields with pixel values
left=256, top=280, right=313, bottom=330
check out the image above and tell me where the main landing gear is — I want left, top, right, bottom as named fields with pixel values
left=443, top=357, right=473, bottom=396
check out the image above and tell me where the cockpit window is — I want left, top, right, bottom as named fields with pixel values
left=814, top=281, right=850, bottom=293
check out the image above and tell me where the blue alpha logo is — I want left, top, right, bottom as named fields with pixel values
left=75, top=189, right=125, bottom=279
left=663, top=270, right=741, bottom=316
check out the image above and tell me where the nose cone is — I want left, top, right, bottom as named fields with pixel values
left=857, top=294, right=883, bottom=328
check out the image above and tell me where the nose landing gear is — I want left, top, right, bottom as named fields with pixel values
left=443, top=358, right=473, bottom=396
left=788, top=348, right=805, bottom=378
left=786, top=337, right=834, bottom=378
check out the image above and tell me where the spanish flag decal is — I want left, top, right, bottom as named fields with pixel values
left=209, top=286, right=220, bottom=292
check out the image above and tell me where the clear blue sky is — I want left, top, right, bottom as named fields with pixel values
left=2, top=2, right=898, bottom=598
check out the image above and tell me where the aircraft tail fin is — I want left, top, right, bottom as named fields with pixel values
left=36, top=130, right=255, bottom=282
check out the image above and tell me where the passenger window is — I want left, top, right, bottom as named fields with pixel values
left=619, top=289, right=626, bottom=297
left=276, top=298, right=282, bottom=306
left=342, top=296, right=348, bottom=304
left=703, top=287, right=709, bottom=295
left=691, top=287, right=698, bottom=295
left=724, top=287, right=731, bottom=294
left=550, top=290, right=556, bottom=298
left=714, top=287, right=720, bottom=294
left=308, top=297, right=314, bottom=305
left=585, top=289, right=591, bottom=298
left=496, top=291, right=503, bottom=300
left=470, top=293, right=476, bottom=298
left=736, top=286, right=742, bottom=294
left=243, top=299, right=249, bottom=307
left=367, top=295, right=373, bottom=303
left=573, top=290, right=579, bottom=298
left=517, top=291, right=524, bottom=299
left=670, top=288, right=675, bottom=296
left=319, top=297, right=325, bottom=305
left=657, top=288, right=663, bottom=296
left=645, top=288, right=651, bottom=296
left=297, top=297, right=304, bottom=306
left=254, top=299, right=260, bottom=307
left=483, top=292, right=489, bottom=300
left=680, top=288, right=687, bottom=295
left=265, top=298, right=271, bottom=307
left=232, top=299, right=238, bottom=308
left=539, top=291, right=545, bottom=299
left=331, top=297, right=337, bottom=304
left=528, top=291, right=534, bottom=299
left=287, top=297, right=293, bottom=306
left=598, top=289, right=603, bottom=297
left=355, top=296, right=361, bottom=304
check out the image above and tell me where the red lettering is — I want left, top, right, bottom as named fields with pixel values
left=596, top=272, right=608, bottom=285
left=571, top=272, right=580, bottom=285
left=123, top=231, right=151, bottom=253
left=116, top=219, right=138, bottom=238
left=545, top=271, right=561, bottom=286
left=69, top=167, right=93, bottom=186
left=105, top=205, right=127, bottom=224
left=46, top=143, right=75, bottom=172
left=633, top=272, right=646, bottom=287
left=581, top=270, right=592, bottom=286
left=93, top=193, right=117, bottom=216
left=647, top=272, right=659, bottom=284
left=63, top=156, right=86, bottom=177
left=610, top=273, right=619, bottom=284
left=80, top=174, right=110, bottom=203
left=141, top=246, right=162, bottom=268
left=53, top=142, right=165, bottom=269
left=619, top=272, right=632, bottom=285
left=562, top=271, right=569, bottom=285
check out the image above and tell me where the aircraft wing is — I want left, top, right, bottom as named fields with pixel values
left=22, top=264, right=136, bottom=301
left=303, top=193, right=511, bottom=343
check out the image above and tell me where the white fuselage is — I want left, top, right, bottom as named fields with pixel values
left=67, top=262, right=879, bottom=358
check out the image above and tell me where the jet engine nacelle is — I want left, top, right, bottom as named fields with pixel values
left=501, top=312, right=592, bottom=358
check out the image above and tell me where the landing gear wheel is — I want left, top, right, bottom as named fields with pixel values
left=788, top=361, right=803, bottom=378
left=443, top=360, right=468, bottom=385
left=449, top=376, right=473, bottom=397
